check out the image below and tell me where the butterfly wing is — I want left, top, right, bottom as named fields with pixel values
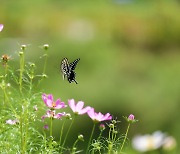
left=61, top=57, right=70, bottom=80
left=69, top=58, right=80, bottom=71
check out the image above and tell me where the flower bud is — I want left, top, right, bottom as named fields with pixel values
left=112, top=120, right=117, bottom=124
left=21, top=45, right=26, bottom=50
left=30, top=63, right=35, bottom=68
left=128, top=114, right=135, bottom=121
left=109, top=123, right=114, bottom=128
left=65, top=113, right=71, bottom=119
left=99, top=124, right=105, bottom=131
left=78, top=134, right=84, bottom=141
left=52, top=141, right=57, bottom=146
left=43, top=44, right=49, bottom=50
left=124, top=114, right=137, bottom=123
left=1, top=54, right=10, bottom=64
left=19, top=51, right=24, bottom=56
left=43, top=124, right=49, bottom=130
left=42, top=74, right=47, bottom=78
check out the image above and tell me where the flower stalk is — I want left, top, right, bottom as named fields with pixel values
left=42, top=44, right=49, bottom=75
left=50, top=117, right=53, bottom=154
left=61, top=115, right=75, bottom=148
left=120, top=123, right=130, bottom=153
left=59, top=119, right=66, bottom=146
left=86, top=122, right=96, bottom=154
left=19, top=46, right=25, bottom=94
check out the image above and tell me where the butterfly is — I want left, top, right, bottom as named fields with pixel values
left=61, top=57, right=80, bottom=84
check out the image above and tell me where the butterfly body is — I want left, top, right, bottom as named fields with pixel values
left=61, top=57, right=80, bottom=84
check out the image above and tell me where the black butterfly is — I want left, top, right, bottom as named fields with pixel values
left=61, top=57, right=80, bottom=84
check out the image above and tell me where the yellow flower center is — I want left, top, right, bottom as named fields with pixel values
left=52, top=102, right=56, bottom=107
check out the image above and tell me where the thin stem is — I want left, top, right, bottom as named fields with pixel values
left=71, top=138, right=79, bottom=154
left=43, top=53, right=48, bottom=74
left=97, top=130, right=103, bottom=142
left=59, top=119, right=66, bottom=146
left=4, top=64, right=8, bottom=82
left=62, top=116, right=75, bottom=148
left=2, top=87, right=17, bottom=116
left=23, top=101, right=29, bottom=153
left=108, top=127, right=112, bottom=142
left=50, top=117, right=53, bottom=153
left=120, top=123, right=130, bottom=153
left=19, top=52, right=25, bottom=94
left=20, top=111, right=24, bottom=154
left=86, top=122, right=96, bottom=154
left=2, top=64, right=8, bottom=106
left=43, top=131, right=47, bottom=150
left=108, top=125, right=115, bottom=154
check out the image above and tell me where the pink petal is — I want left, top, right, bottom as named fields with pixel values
left=42, top=94, right=47, bottom=103
left=47, top=94, right=53, bottom=101
left=54, top=113, right=65, bottom=119
left=68, top=99, right=76, bottom=112
left=87, top=108, right=95, bottom=120
left=55, top=99, right=66, bottom=109
left=79, top=106, right=91, bottom=115
left=46, top=99, right=53, bottom=108
left=103, top=113, right=112, bottom=121
left=96, top=112, right=104, bottom=121
left=75, top=101, right=84, bottom=112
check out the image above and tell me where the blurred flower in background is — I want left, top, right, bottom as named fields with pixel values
left=0, top=24, right=3, bottom=32
left=163, top=136, right=177, bottom=151
left=63, top=20, right=95, bottom=41
left=6, top=119, right=19, bottom=125
left=132, top=131, right=177, bottom=152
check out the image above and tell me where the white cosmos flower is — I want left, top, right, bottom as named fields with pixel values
left=132, top=131, right=166, bottom=152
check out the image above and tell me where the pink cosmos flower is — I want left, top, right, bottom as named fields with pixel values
left=41, top=110, right=65, bottom=121
left=68, top=99, right=91, bottom=115
left=6, top=119, right=19, bottom=125
left=42, top=93, right=66, bottom=109
left=87, top=108, right=112, bottom=122
left=0, top=24, right=3, bottom=32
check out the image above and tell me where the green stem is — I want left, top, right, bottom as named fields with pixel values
left=71, top=138, right=79, bottom=154
left=43, top=131, right=47, bottom=150
left=20, top=111, right=24, bottom=154
left=120, top=123, right=130, bottom=153
left=97, top=130, right=103, bottom=142
left=108, top=142, right=113, bottom=154
left=50, top=117, right=53, bottom=153
left=4, top=64, right=8, bottom=82
left=108, top=127, right=112, bottom=142
left=59, top=119, right=66, bottom=146
left=62, top=116, right=75, bottom=148
left=19, top=52, right=25, bottom=94
left=2, top=87, right=16, bottom=116
left=23, top=101, right=29, bottom=153
left=43, top=53, right=48, bottom=74
left=86, top=123, right=96, bottom=154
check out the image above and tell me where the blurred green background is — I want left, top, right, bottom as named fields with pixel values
left=0, top=0, right=180, bottom=152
